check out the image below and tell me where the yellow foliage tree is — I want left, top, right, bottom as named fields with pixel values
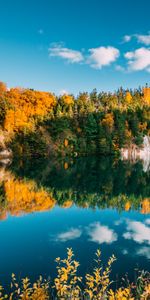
left=101, top=113, right=114, bottom=133
left=0, top=81, right=7, bottom=95
left=125, top=91, right=132, bottom=104
left=143, top=87, right=150, bottom=105
left=61, top=94, right=74, bottom=106
left=4, top=88, right=56, bottom=132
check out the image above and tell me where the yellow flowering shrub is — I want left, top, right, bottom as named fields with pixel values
left=0, top=249, right=150, bottom=299
left=85, top=249, right=116, bottom=299
left=54, top=248, right=82, bottom=299
left=7, top=274, right=49, bottom=300
left=108, top=287, right=133, bottom=299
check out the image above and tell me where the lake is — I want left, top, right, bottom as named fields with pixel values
left=0, top=156, right=150, bottom=289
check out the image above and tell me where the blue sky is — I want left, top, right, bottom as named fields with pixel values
left=0, top=0, right=150, bottom=94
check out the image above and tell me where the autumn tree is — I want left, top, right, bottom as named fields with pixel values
left=0, top=81, right=7, bottom=95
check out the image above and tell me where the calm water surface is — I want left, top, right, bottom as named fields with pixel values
left=0, top=157, right=150, bottom=287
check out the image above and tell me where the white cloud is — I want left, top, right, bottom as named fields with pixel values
left=135, top=34, right=150, bottom=45
left=114, top=219, right=123, bottom=226
left=123, top=33, right=150, bottom=45
left=124, top=47, right=150, bottom=71
left=123, top=220, right=150, bottom=245
left=115, top=65, right=125, bottom=72
left=49, top=44, right=120, bottom=69
left=51, top=222, right=118, bottom=244
left=122, top=249, right=128, bottom=255
left=123, top=35, right=132, bottom=42
left=53, top=228, right=82, bottom=242
left=49, top=43, right=84, bottom=63
left=88, top=46, right=120, bottom=69
left=136, top=246, right=150, bottom=259
left=87, top=222, right=117, bottom=244
left=145, top=219, right=150, bottom=225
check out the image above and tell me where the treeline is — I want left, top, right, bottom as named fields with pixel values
left=0, top=81, right=150, bottom=156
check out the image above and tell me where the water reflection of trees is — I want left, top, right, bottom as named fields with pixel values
left=0, top=157, right=150, bottom=219
left=0, top=166, right=55, bottom=220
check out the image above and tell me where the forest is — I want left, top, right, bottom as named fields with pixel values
left=0, top=81, right=150, bottom=158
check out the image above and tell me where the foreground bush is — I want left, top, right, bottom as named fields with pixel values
left=0, top=249, right=150, bottom=299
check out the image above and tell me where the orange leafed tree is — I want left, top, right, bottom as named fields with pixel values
left=125, top=91, right=132, bottom=104
left=143, top=87, right=150, bottom=105
left=101, top=113, right=114, bottom=133
left=61, top=94, right=74, bottom=106
left=0, top=81, right=7, bottom=95
left=4, top=88, right=56, bottom=132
